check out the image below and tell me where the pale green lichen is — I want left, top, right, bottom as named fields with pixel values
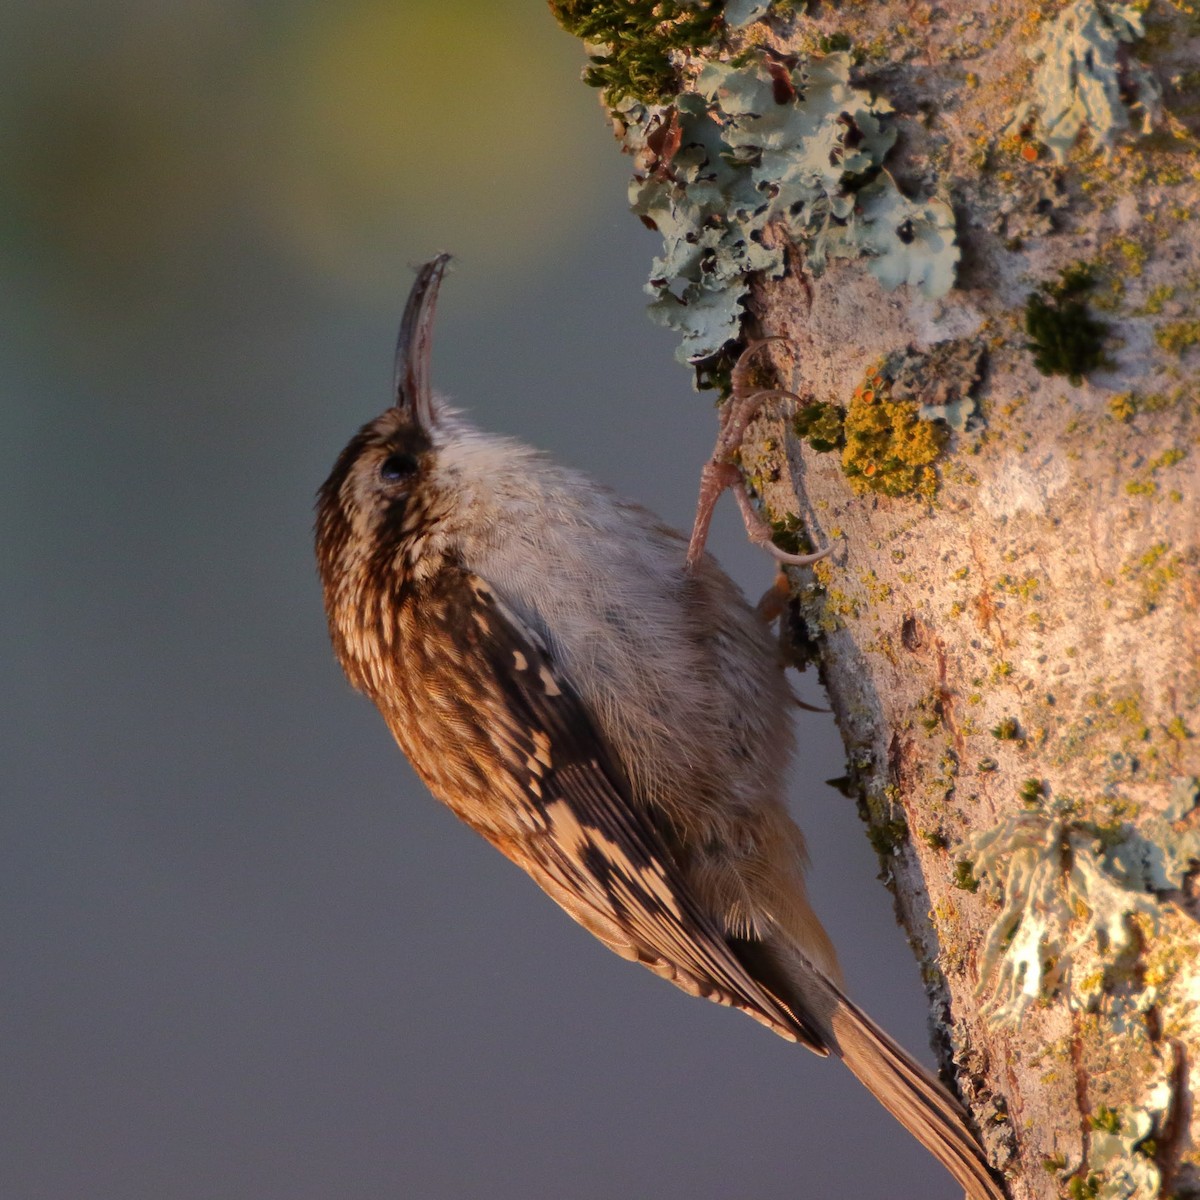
left=1084, top=1105, right=1162, bottom=1200
left=890, top=338, right=985, bottom=430
left=626, top=53, right=959, bottom=363
left=724, top=0, right=771, bottom=25
left=970, top=810, right=1159, bottom=1024
left=1015, top=0, right=1162, bottom=163
left=1105, top=776, right=1200, bottom=891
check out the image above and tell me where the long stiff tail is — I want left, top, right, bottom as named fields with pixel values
left=825, top=987, right=1005, bottom=1200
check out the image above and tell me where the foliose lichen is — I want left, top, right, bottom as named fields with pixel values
left=1105, top=775, right=1200, bottom=892
left=973, top=780, right=1200, bottom=1031
left=625, top=52, right=959, bottom=364
left=1082, top=1105, right=1162, bottom=1200
left=969, top=809, right=1160, bottom=1024
left=723, top=0, right=773, bottom=25
left=1013, top=0, right=1162, bottom=163
left=889, top=338, right=985, bottom=431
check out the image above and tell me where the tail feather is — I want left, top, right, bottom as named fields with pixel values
left=827, top=990, right=1005, bottom=1200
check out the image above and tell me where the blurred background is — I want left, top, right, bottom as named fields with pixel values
left=2, top=3, right=953, bottom=1196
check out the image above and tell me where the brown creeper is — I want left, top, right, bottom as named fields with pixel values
left=315, top=255, right=1004, bottom=1200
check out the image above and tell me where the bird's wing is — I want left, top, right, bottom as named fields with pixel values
left=447, top=570, right=826, bottom=1050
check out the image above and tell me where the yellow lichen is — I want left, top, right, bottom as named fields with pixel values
left=1157, top=320, right=1200, bottom=354
left=841, top=370, right=949, bottom=498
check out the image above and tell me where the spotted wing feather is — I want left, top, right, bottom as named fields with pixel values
left=446, top=572, right=825, bottom=1050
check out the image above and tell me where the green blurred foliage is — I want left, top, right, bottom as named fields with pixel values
left=0, top=0, right=608, bottom=315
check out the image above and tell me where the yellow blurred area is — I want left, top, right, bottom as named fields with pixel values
left=273, top=0, right=609, bottom=290
left=2, top=1, right=607, bottom=306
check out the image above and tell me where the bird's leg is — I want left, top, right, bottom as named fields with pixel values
left=685, top=339, right=831, bottom=573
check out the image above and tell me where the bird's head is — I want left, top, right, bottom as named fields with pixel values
left=315, top=254, right=458, bottom=605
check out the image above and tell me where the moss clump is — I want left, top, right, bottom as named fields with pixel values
left=991, top=716, right=1022, bottom=741
left=548, top=0, right=722, bottom=104
left=867, top=817, right=909, bottom=857
left=767, top=512, right=820, bottom=558
left=1067, top=1173, right=1100, bottom=1200
left=1024, top=265, right=1108, bottom=385
left=1019, top=777, right=1046, bottom=805
left=793, top=400, right=846, bottom=452
left=953, top=860, right=980, bottom=892
left=841, top=369, right=948, bottom=498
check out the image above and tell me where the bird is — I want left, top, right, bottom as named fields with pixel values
left=314, top=254, right=1005, bottom=1200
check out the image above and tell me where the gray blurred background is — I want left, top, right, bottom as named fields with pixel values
left=2, top=3, right=954, bottom=1196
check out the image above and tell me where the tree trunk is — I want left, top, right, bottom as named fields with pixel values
left=552, top=2, right=1200, bottom=1197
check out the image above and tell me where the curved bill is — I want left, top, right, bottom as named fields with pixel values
left=393, top=253, right=451, bottom=429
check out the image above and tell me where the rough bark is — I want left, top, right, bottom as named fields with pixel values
left=555, top=2, right=1200, bottom=1197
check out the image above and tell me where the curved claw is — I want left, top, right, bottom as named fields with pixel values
left=758, top=539, right=832, bottom=568
left=730, top=477, right=830, bottom=569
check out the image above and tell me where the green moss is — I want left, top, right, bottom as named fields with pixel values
left=1024, top=265, right=1109, bottom=385
left=867, top=817, right=910, bottom=857
left=816, top=31, right=852, bottom=54
left=767, top=513, right=820, bottom=558
left=1019, top=777, right=1046, bottom=805
left=1067, top=1172, right=1100, bottom=1199
left=991, top=716, right=1022, bottom=741
left=549, top=0, right=722, bottom=104
left=953, top=859, right=980, bottom=892
left=793, top=400, right=846, bottom=452
left=917, top=691, right=943, bottom=733
left=1155, top=319, right=1200, bottom=354
left=841, top=370, right=949, bottom=498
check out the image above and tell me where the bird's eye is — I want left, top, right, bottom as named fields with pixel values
left=379, top=452, right=419, bottom=483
